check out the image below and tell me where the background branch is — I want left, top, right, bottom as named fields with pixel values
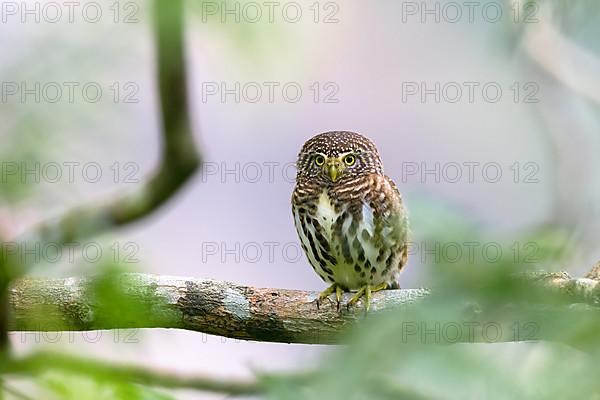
left=0, top=0, right=199, bottom=372
left=2, top=352, right=263, bottom=396
left=518, top=2, right=600, bottom=105
left=12, top=0, right=200, bottom=256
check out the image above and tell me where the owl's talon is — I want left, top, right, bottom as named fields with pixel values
left=346, top=283, right=388, bottom=312
left=335, top=285, right=343, bottom=311
left=346, top=287, right=366, bottom=310
left=316, top=284, right=345, bottom=312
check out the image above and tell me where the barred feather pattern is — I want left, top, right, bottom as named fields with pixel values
left=292, top=173, right=408, bottom=290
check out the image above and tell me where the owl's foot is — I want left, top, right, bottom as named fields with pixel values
left=346, top=282, right=388, bottom=312
left=316, top=284, right=345, bottom=311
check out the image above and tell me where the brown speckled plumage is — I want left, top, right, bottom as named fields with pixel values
left=292, top=131, right=409, bottom=296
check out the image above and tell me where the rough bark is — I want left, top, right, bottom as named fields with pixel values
left=7, top=272, right=600, bottom=345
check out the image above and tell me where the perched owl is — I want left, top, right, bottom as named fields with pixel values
left=292, top=131, right=409, bottom=311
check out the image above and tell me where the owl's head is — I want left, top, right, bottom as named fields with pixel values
left=296, top=131, right=384, bottom=185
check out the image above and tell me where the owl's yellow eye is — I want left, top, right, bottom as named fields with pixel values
left=315, top=155, right=325, bottom=166
left=344, top=154, right=356, bottom=166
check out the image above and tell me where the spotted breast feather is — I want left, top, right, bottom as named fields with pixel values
left=293, top=174, right=408, bottom=291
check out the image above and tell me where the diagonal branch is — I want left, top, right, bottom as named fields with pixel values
left=14, top=0, right=200, bottom=254
left=1, top=0, right=199, bottom=360
left=7, top=271, right=600, bottom=345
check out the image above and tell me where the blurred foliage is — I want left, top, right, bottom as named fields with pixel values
left=489, top=0, right=600, bottom=61
left=88, top=262, right=148, bottom=328
left=40, top=372, right=174, bottom=400
left=264, top=243, right=600, bottom=400
left=4, top=224, right=598, bottom=399
left=409, top=194, right=577, bottom=285
left=187, top=0, right=291, bottom=63
left=0, top=118, right=48, bottom=204
left=12, top=258, right=151, bottom=332
left=552, top=0, right=600, bottom=49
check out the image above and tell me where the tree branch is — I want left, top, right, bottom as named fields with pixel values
left=2, top=351, right=262, bottom=396
left=517, top=1, right=600, bottom=104
left=13, top=0, right=200, bottom=257
left=1, top=0, right=199, bottom=354
left=7, top=272, right=600, bottom=345
left=8, top=273, right=429, bottom=344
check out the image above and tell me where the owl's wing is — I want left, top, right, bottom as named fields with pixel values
left=366, top=174, right=409, bottom=284
left=363, top=174, right=408, bottom=238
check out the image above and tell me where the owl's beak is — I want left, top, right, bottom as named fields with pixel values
left=325, top=158, right=344, bottom=182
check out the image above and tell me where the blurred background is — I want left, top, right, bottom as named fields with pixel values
left=2, top=0, right=600, bottom=398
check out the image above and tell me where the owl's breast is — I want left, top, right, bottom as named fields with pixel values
left=293, top=177, right=408, bottom=290
left=315, top=189, right=341, bottom=240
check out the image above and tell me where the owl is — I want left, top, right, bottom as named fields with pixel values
left=292, top=131, right=409, bottom=312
